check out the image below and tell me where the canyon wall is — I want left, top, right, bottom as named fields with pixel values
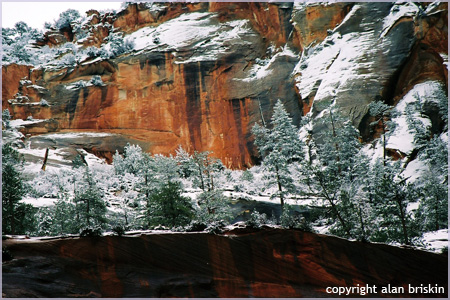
left=2, top=2, right=447, bottom=168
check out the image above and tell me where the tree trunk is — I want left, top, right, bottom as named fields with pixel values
left=395, top=193, right=409, bottom=245
left=329, top=110, right=341, bottom=174
left=357, top=205, right=366, bottom=241
left=435, top=195, right=439, bottom=231
left=328, top=198, right=352, bottom=238
left=41, top=148, right=49, bottom=171
left=9, top=199, right=15, bottom=235
left=275, top=166, right=284, bottom=211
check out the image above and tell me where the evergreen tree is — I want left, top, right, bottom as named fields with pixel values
left=364, top=159, right=418, bottom=245
left=174, top=146, right=196, bottom=178
left=368, top=101, right=396, bottom=165
left=300, top=110, right=368, bottom=239
left=2, top=109, right=11, bottom=129
left=113, top=143, right=146, bottom=175
left=73, top=168, right=107, bottom=231
left=415, top=168, right=448, bottom=231
left=195, top=190, right=232, bottom=224
left=2, top=143, right=35, bottom=234
left=147, top=181, right=193, bottom=228
left=55, top=9, right=80, bottom=30
left=252, top=99, right=303, bottom=210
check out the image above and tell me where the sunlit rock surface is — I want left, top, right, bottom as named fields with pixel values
left=2, top=2, right=447, bottom=168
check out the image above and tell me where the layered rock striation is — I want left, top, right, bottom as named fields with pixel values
left=2, top=228, right=447, bottom=298
left=2, top=2, right=447, bottom=168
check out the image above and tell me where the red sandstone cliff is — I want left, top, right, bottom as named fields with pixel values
left=2, top=228, right=447, bottom=298
left=2, top=2, right=447, bottom=168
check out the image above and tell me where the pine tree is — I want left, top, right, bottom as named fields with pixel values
left=252, top=99, right=303, bottom=210
left=195, top=190, right=232, bottom=224
left=2, top=143, right=35, bottom=234
left=2, top=109, right=11, bottom=129
left=73, top=168, right=107, bottom=231
left=415, top=168, right=448, bottom=231
left=364, top=159, right=418, bottom=245
left=147, top=181, right=193, bottom=228
left=368, top=101, right=396, bottom=165
left=300, top=109, right=369, bottom=239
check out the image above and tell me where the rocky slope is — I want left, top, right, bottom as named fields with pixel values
left=2, top=2, right=448, bottom=168
left=2, top=228, right=447, bottom=298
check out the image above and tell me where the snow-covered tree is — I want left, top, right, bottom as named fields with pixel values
left=113, top=143, right=146, bottom=175
left=415, top=168, right=448, bottom=231
left=364, top=159, right=419, bottom=245
left=2, top=109, right=11, bottom=129
left=189, top=151, right=223, bottom=191
left=73, top=167, right=107, bottom=231
left=175, top=146, right=196, bottom=178
left=55, top=9, right=81, bottom=30
left=300, top=110, right=368, bottom=238
left=252, top=99, right=303, bottom=210
left=90, top=75, right=104, bottom=86
left=368, top=101, right=396, bottom=165
left=146, top=181, right=193, bottom=228
left=195, top=190, right=232, bottom=224
left=2, top=143, right=36, bottom=234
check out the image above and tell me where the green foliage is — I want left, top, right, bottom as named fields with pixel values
left=72, top=154, right=86, bottom=168
left=195, top=190, right=232, bottom=224
left=55, top=9, right=81, bottom=30
left=415, top=168, right=448, bottom=231
left=73, top=168, right=107, bottom=230
left=2, top=143, right=36, bottom=235
left=280, top=205, right=300, bottom=229
left=246, top=210, right=269, bottom=229
left=252, top=99, right=303, bottom=208
left=364, top=160, right=419, bottom=245
left=2, top=109, right=11, bottom=129
left=240, top=169, right=254, bottom=182
left=146, top=181, right=193, bottom=228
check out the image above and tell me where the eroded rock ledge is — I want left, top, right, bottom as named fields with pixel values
left=2, top=228, right=447, bottom=297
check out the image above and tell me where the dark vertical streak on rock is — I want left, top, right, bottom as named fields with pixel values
left=231, top=99, right=246, bottom=167
left=66, top=91, right=80, bottom=127
left=184, top=63, right=202, bottom=150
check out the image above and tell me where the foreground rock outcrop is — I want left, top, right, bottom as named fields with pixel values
left=2, top=229, right=447, bottom=298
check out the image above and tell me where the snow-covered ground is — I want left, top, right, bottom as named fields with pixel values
left=420, top=229, right=448, bottom=253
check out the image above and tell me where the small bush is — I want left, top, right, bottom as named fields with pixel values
left=186, top=220, right=208, bottom=232
left=112, top=225, right=125, bottom=236
left=73, top=80, right=87, bottom=89
left=39, top=99, right=49, bottom=107
left=80, top=226, right=103, bottom=237
left=90, top=75, right=104, bottom=86
left=246, top=210, right=268, bottom=229
left=205, top=220, right=228, bottom=234
left=240, top=170, right=254, bottom=182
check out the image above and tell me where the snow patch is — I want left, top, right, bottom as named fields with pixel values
left=380, top=2, right=418, bottom=38
left=9, top=119, right=47, bottom=128
left=41, top=132, right=117, bottom=139
left=421, top=229, right=448, bottom=253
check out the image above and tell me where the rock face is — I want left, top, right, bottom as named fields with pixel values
left=2, top=2, right=447, bottom=168
left=2, top=229, right=447, bottom=298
